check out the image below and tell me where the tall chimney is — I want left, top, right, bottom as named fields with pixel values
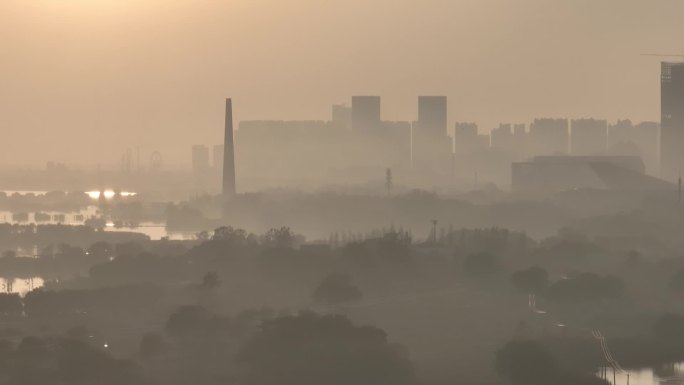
left=222, top=98, right=236, bottom=198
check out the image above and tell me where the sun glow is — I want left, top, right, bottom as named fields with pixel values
left=86, top=190, right=137, bottom=200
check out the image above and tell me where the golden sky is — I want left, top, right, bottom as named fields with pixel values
left=0, top=0, right=682, bottom=166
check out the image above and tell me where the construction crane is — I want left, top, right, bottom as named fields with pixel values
left=641, top=52, right=684, bottom=60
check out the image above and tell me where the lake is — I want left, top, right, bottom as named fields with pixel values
left=0, top=190, right=199, bottom=241
left=0, top=277, right=44, bottom=296
left=599, top=363, right=684, bottom=385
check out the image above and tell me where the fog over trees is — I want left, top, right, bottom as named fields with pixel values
left=0, top=219, right=678, bottom=383
left=2, top=1, right=684, bottom=384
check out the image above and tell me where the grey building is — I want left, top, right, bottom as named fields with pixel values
left=332, top=104, right=352, bottom=130
left=192, top=145, right=210, bottom=176
left=529, top=118, right=569, bottom=156
left=571, top=118, right=607, bottom=155
left=661, top=62, right=684, bottom=181
left=417, top=96, right=448, bottom=138
left=351, top=96, right=381, bottom=131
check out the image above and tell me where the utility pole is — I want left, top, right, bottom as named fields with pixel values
left=431, top=219, right=438, bottom=243
left=385, top=168, right=393, bottom=196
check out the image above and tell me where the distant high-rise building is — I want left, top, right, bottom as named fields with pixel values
left=213, top=144, right=224, bottom=173
left=609, top=119, right=637, bottom=150
left=513, top=124, right=527, bottom=158
left=609, top=119, right=660, bottom=175
left=332, top=104, right=352, bottom=130
left=351, top=96, right=381, bottom=131
left=661, top=62, right=684, bottom=181
left=571, top=118, right=607, bottom=155
left=490, top=124, right=513, bottom=150
left=412, top=96, right=451, bottom=172
left=192, top=145, right=210, bottom=175
left=417, top=96, right=447, bottom=138
left=635, top=121, right=660, bottom=175
left=192, top=144, right=210, bottom=192
left=513, top=124, right=526, bottom=137
left=223, top=98, right=236, bottom=198
left=529, top=118, right=569, bottom=155
left=454, top=122, right=489, bottom=154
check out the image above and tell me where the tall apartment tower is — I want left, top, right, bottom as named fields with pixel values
left=413, top=96, right=451, bottom=172
left=222, top=98, right=236, bottom=198
left=661, top=62, right=684, bottom=181
left=417, top=96, right=448, bottom=138
left=192, top=145, right=210, bottom=175
left=332, top=104, right=352, bottom=130
left=571, top=118, right=607, bottom=155
left=529, top=118, right=569, bottom=156
left=351, top=96, right=381, bottom=131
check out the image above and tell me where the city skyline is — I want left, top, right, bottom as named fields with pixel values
left=1, top=0, right=683, bottom=166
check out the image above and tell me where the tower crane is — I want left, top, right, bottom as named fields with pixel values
left=641, top=52, right=684, bottom=60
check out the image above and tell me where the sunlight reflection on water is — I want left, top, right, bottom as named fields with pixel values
left=0, top=277, right=44, bottom=297
left=598, top=363, right=684, bottom=385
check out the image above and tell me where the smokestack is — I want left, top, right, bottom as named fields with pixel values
left=222, top=98, right=236, bottom=198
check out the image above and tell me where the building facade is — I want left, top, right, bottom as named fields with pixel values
left=661, top=62, right=684, bottom=181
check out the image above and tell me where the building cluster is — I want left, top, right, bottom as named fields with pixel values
left=191, top=99, right=236, bottom=196
left=191, top=98, right=660, bottom=191
left=228, top=96, right=447, bottom=190
left=191, top=143, right=224, bottom=190
left=188, top=61, right=683, bottom=193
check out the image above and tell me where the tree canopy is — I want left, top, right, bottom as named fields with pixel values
left=237, top=312, right=414, bottom=385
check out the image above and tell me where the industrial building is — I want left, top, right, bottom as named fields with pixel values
left=512, top=155, right=673, bottom=193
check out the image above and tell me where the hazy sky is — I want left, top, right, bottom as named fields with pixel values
left=1, top=0, right=682, bottom=167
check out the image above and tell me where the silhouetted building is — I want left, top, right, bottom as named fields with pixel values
left=490, top=124, right=514, bottom=150
left=512, top=155, right=673, bottom=193
left=235, top=116, right=411, bottom=188
left=351, top=96, right=381, bottom=131
left=416, top=96, right=447, bottom=138
left=380, top=121, right=412, bottom=166
left=635, top=121, right=660, bottom=174
left=661, top=62, right=684, bottom=181
left=213, top=144, right=224, bottom=190
left=571, top=118, right=607, bottom=155
left=529, top=118, right=569, bottom=155
left=223, top=98, right=237, bottom=198
left=513, top=124, right=527, bottom=157
left=453, top=122, right=509, bottom=186
left=608, top=120, right=660, bottom=175
left=491, top=123, right=528, bottom=162
left=332, top=104, right=352, bottom=130
left=454, top=122, right=489, bottom=154
left=192, top=144, right=210, bottom=192
left=192, top=145, right=210, bottom=175
left=412, top=97, right=451, bottom=173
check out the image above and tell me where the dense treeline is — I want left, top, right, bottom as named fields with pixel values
left=0, top=223, right=681, bottom=384
left=0, top=223, right=148, bottom=252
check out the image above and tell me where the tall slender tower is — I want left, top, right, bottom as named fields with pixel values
left=661, top=62, right=684, bottom=181
left=222, top=98, right=236, bottom=198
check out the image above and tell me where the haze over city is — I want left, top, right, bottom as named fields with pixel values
left=3, top=1, right=684, bottom=385
left=2, top=0, right=683, bottom=166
